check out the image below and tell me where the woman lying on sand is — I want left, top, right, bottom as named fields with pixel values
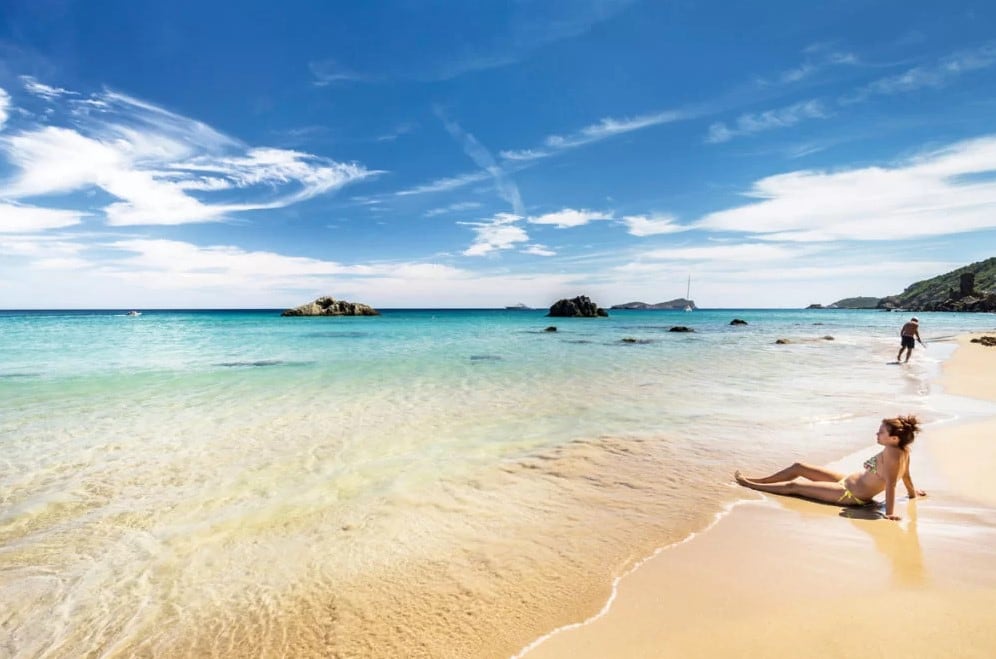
left=735, top=416, right=927, bottom=520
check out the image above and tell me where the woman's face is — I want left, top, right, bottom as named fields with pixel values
left=876, top=423, right=898, bottom=446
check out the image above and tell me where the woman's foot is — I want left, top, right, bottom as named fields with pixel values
left=734, top=470, right=752, bottom=487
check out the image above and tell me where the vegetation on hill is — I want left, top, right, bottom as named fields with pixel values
left=880, top=257, right=996, bottom=311
left=830, top=296, right=880, bottom=309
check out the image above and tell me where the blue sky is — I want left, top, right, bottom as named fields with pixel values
left=1, top=0, right=995, bottom=308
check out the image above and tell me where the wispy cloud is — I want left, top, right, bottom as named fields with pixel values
left=841, top=42, right=996, bottom=104
left=756, top=46, right=858, bottom=86
left=395, top=171, right=490, bottom=197
left=501, top=109, right=685, bottom=161
left=424, top=201, right=482, bottom=217
left=20, top=75, right=75, bottom=100
left=308, top=59, right=369, bottom=86
left=376, top=122, right=416, bottom=142
left=437, top=108, right=524, bottom=216
left=421, top=0, right=638, bottom=81
left=0, top=85, right=376, bottom=226
left=694, top=135, right=996, bottom=241
left=706, top=99, right=828, bottom=143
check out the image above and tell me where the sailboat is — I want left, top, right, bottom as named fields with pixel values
left=684, top=274, right=693, bottom=312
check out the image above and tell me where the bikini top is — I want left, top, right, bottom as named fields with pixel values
left=863, top=451, right=882, bottom=475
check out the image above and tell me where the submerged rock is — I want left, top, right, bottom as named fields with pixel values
left=668, top=326, right=693, bottom=332
left=281, top=296, right=379, bottom=317
left=730, top=319, right=748, bottom=325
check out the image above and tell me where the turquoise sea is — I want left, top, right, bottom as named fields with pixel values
left=2, top=308, right=995, bottom=657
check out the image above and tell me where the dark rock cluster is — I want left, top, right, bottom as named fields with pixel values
left=547, top=296, right=608, bottom=318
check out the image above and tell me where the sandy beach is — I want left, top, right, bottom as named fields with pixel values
left=523, top=332, right=996, bottom=659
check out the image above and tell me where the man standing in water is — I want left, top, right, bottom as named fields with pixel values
left=897, top=317, right=925, bottom=363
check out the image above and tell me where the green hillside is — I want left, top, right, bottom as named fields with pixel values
left=880, top=257, right=996, bottom=311
left=830, top=296, right=880, bottom=309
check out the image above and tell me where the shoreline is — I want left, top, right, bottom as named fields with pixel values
left=520, top=331, right=996, bottom=658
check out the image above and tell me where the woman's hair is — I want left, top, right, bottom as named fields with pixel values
left=882, top=415, right=920, bottom=449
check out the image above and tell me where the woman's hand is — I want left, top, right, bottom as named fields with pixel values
left=908, top=489, right=926, bottom=498
left=884, top=514, right=902, bottom=521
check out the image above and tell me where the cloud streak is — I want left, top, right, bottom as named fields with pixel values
left=706, top=100, right=828, bottom=143
left=841, top=42, right=996, bottom=104
left=501, top=109, right=685, bottom=161
left=437, top=109, right=524, bottom=216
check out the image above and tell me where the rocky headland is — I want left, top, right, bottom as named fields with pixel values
left=810, top=257, right=996, bottom=312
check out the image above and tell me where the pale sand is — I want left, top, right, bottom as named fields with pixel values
left=524, top=332, right=996, bottom=658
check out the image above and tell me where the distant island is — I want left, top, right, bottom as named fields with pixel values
left=811, top=257, right=996, bottom=312
left=611, top=299, right=696, bottom=310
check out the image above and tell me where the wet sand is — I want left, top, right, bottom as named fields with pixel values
left=523, top=332, right=996, bottom=658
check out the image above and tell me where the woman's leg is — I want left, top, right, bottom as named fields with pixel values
left=735, top=475, right=854, bottom=505
left=739, top=462, right=845, bottom=484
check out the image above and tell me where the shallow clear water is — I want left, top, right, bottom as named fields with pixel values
left=2, top=308, right=994, bottom=657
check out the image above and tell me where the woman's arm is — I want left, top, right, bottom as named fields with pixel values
left=902, top=456, right=927, bottom=498
left=883, top=448, right=903, bottom=520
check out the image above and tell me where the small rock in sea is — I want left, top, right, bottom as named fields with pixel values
left=669, top=326, right=693, bottom=332
left=547, top=295, right=608, bottom=318
left=544, top=326, right=558, bottom=332
left=281, top=296, right=379, bottom=316
left=775, top=338, right=791, bottom=344
left=823, top=335, right=835, bottom=341
left=730, top=319, right=748, bottom=325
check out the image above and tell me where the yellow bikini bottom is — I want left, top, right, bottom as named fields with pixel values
left=837, top=479, right=868, bottom=505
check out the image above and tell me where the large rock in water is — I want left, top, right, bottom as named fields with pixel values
left=281, top=296, right=380, bottom=316
left=547, top=295, right=608, bottom=317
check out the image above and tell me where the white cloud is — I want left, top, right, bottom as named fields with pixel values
left=695, top=135, right=996, bottom=241
left=528, top=208, right=611, bottom=228
left=522, top=244, right=556, bottom=256
left=706, top=100, right=827, bottom=143
left=620, top=213, right=686, bottom=237
left=0, top=89, right=375, bottom=226
left=0, top=87, right=10, bottom=131
left=0, top=202, right=86, bottom=232
left=460, top=212, right=528, bottom=256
